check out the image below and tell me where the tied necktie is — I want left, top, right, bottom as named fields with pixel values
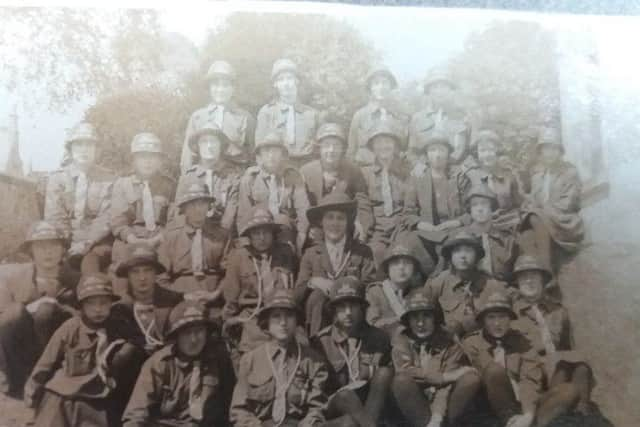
left=419, top=344, right=432, bottom=371
left=493, top=340, right=506, bottom=367
left=260, top=254, right=275, bottom=296
left=531, top=304, right=557, bottom=355
left=347, top=338, right=360, bottom=380
left=540, top=170, right=552, bottom=204
left=327, top=243, right=343, bottom=273
left=213, top=105, right=224, bottom=129
left=323, top=171, right=338, bottom=193
left=142, top=180, right=156, bottom=231
left=95, top=329, right=116, bottom=388
left=272, top=349, right=287, bottom=425
left=284, top=106, right=296, bottom=147
left=462, top=281, right=476, bottom=317
left=480, top=233, right=494, bottom=275
left=381, top=167, right=393, bottom=216
left=205, top=169, right=214, bottom=197
left=74, top=172, right=88, bottom=221
left=192, top=229, right=205, bottom=277
left=189, top=361, right=204, bottom=420
left=134, top=303, right=154, bottom=329
left=267, top=175, right=280, bottom=217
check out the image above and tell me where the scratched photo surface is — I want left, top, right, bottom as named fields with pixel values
left=0, top=2, right=637, bottom=427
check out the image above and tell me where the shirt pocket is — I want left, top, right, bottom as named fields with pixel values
left=247, top=372, right=275, bottom=403
left=64, top=346, right=95, bottom=377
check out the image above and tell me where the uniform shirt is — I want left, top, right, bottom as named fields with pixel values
left=392, top=327, right=467, bottom=416
left=424, top=269, right=511, bottom=336
left=222, top=243, right=297, bottom=321
left=348, top=101, right=408, bottom=165
left=462, top=329, right=544, bottom=413
left=365, top=280, right=410, bottom=336
left=25, top=315, right=126, bottom=403
left=110, top=173, right=176, bottom=241
left=237, top=166, right=310, bottom=239
left=123, top=343, right=229, bottom=427
left=361, top=159, right=410, bottom=241
left=524, top=160, right=584, bottom=252
left=300, top=159, right=373, bottom=234
left=312, top=323, right=391, bottom=394
left=463, top=223, right=517, bottom=281
left=255, top=101, right=318, bottom=160
left=157, top=218, right=231, bottom=294
left=180, top=102, right=255, bottom=171
left=110, top=287, right=182, bottom=354
left=44, top=164, right=115, bottom=243
left=230, top=340, right=328, bottom=427
left=408, top=107, right=437, bottom=153
left=176, top=162, right=241, bottom=231
left=294, top=239, right=376, bottom=307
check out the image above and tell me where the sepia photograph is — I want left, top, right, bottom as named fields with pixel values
left=0, top=1, right=637, bottom=426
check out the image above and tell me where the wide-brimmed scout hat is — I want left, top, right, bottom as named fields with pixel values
left=381, top=238, right=423, bottom=276
left=240, top=207, right=282, bottom=238
left=77, top=273, right=119, bottom=303
left=19, top=220, right=68, bottom=253
left=271, top=58, right=298, bottom=82
left=176, top=180, right=215, bottom=209
left=423, top=66, right=456, bottom=93
left=465, top=182, right=499, bottom=212
left=512, top=254, right=553, bottom=285
left=441, top=230, right=485, bottom=261
left=536, top=127, right=564, bottom=154
left=476, top=291, right=517, bottom=322
left=257, top=288, right=303, bottom=330
left=306, top=192, right=357, bottom=227
left=115, top=243, right=166, bottom=278
left=315, top=123, right=347, bottom=146
left=166, top=300, right=209, bottom=339
left=188, top=122, right=230, bottom=154
left=254, top=130, right=288, bottom=155
left=328, top=276, right=368, bottom=308
left=472, top=129, right=502, bottom=150
left=205, top=60, right=236, bottom=82
left=365, top=65, right=398, bottom=90
left=64, top=122, right=99, bottom=151
left=364, top=119, right=406, bottom=151
left=130, top=132, right=164, bottom=155
left=399, top=290, right=438, bottom=326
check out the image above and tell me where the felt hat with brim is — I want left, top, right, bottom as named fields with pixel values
left=400, top=291, right=437, bottom=325
left=131, top=132, right=164, bottom=155
left=254, top=131, right=288, bottom=155
left=19, top=221, right=68, bottom=253
left=381, top=239, right=422, bottom=276
left=316, top=123, right=347, bottom=145
left=465, top=183, right=499, bottom=212
left=536, top=127, right=564, bottom=154
left=364, top=120, right=406, bottom=151
left=206, top=60, right=236, bottom=82
left=240, top=207, right=281, bottom=237
left=328, top=276, right=369, bottom=308
left=271, top=58, right=298, bottom=81
left=472, top=129, right=502, bottom=149
left=166, top=301, right=210, bottom=339
left=441, top=230, right=485, bottom=260
left=176, top=181, right=216, bottom=208
left=423, top=67, right=457, bottom=93
left=257, top=289, right=303, bottom=330
left=115, top=243, right=166, bottom=278
left=65, top=122, right=99, bottom=151
left=512, top=254, right=553, bottom=285
left=365, top=66, right=398, bottom=89
left=188, top=123, right=230, bottom=154
left=306, top=192, right=357, bottom=226
left=476, top=292, right=517, bottom=322
left=77, top=273, right=119, bottom=303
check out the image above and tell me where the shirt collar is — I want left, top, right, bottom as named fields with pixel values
left=325, top=236, right=347, bottom=252
left=330, top=324, right=365, bottom=344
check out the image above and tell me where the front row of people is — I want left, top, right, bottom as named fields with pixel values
left=18, top=256, right=596, bottom=427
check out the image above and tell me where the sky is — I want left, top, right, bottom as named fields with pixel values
left=1, top=1, right=639, bottom=172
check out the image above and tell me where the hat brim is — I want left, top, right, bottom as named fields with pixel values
left=19, top=237, right=69, bottom=254
left=79, top=293, right=120, bottom=303
left=167, top=318, right=210, bottom=339
left=240, top=222, right=281, bottom=238
left=257, top=304, right=303, bottom=329
left=366, top=132, right=404, bottom=150
left=254, top=143, right=288, bottom=155
left=188, top=128, right=230, bottom=153
left=465, top=194, right=499, bottom=212
left=366, top=71, right=398, bottom=89
left=306, top=201, right=357, bottom=226
left=115, top=258, right=166, bottom=278
left=441, top=238, right=485, bottom=260
left=400, top=306, right=437, bottom=325
left=177, top=194, right=216, bottom=209
left=381, top=254, right=422, bottom=276
left=328, top=295, right=369, bottom=309
left=513, top=267, right=553, bottom=285
left=476, top=306, right=517, bottom=322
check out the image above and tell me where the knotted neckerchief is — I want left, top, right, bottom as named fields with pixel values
left=381, top=280, right=406, bottom=318
left=281, top=105, right=296, bottom=148
left=95, top=329, right=124, bottom=390
left=133, top=302, right=163, bottom=349
left=191, top=228, right=205, bottom=278
left=211, top=104, right=224, bottom=129
left=142, top=180, right=156, bottom=231
left=493, top=339, right=520, bottom=401
left=381, top=167, right=394, bottom=217
left=326, top=244, right=352, bottom=281
left=189, top=360, right=204, bottom=420
left=460, top=280, right=476, bottom=318
left=266, top=174, right=283, bottom=217
left=266, top=342, right=302, bottom=426
left=337, top=337, right=362, bottom=384
left=479, top=233, right=494, bottom=276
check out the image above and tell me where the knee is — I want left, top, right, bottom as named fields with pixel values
left=392, top=373, right=417, bottom=392
left=371, top=366, right=394, bottom=386
left=456, top=370, right=482, bottom=390
left=550, top=382, right=580, bottom=406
